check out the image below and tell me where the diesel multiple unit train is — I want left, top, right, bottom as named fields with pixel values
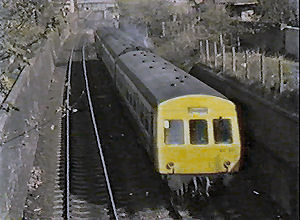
left=95, top=27, right=242, bottom=192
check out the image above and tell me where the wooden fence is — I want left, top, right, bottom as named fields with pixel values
left=198, top=35, right=299, bottom=93
left=162, top=21, right=299, bottom=94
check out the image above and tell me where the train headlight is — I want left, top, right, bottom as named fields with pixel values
left=164, top=120, right=170, bottom=128
left=166, top=162, right=174, bottom=170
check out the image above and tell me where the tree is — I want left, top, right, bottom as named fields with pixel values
left=198, top=1, right=233, bottom=40
left=116, top=0, right=236, bottom=69
left=117, top=0, right=177, bottom=24
left=258, top=0, right=299, bottom=26
left=0, top=0, right=67, bottom=96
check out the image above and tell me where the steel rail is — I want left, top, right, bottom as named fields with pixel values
left=82, top=45, right=119, bottom=220
left=66, top=48, right=74, bottom=220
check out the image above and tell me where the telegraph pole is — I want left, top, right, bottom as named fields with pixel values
left=69, top=0, right=75, bottom=13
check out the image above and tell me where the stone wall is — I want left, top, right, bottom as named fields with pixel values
left=0, top=15, right=75, bottom=219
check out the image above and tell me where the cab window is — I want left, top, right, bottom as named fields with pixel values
left=189, top=120, right=208, bottom=145
left=213, top=118, right=233, bottom=144
left=164, top=120, right=184, bottom=145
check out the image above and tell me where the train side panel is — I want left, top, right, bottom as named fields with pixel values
left=156, top=95, right=241, bottom=174
left=95, top=33, right=115, bottom=77
left=115, top=64, right=157, bottom=158
left=99, top=42, right=116, bottom=79
left=95, top=31, right=157, bottom=159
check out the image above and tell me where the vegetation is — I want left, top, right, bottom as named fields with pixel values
left=257, top=0, right=299, bottom=26
left=117, top=0, right=189, bottom=24
left=117, top=0, right=236, bottom=69
left=0, top=0, right=67, bottom=97
left=117, top=0, right=298, bottom=113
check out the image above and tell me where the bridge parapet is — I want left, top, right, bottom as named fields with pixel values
left=77, top=0, right=117, bottom=11
left=69, top=0, right=118, bottom=26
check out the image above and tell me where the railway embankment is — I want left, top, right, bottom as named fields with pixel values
left=0, top=14, right=77, bottom=219
left=189, top=63, right=299, bottom=218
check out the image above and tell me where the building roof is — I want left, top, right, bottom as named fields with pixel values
left=215, top=0, right=258, bottom=5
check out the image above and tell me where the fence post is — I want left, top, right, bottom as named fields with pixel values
left=171, top=41, right=176, bottom=53
left=232, top=47, right=236, bottom=73
left=279, top=58, right=284, bottom=93
left=173, top=14, right=177, bottom=22
left=206, top=40, right=210, bottom=66
left=260, top=53, right=265, bottom=85
left=69, top=0, right=75, bottom=13
left=230, top=33, right=234, bottom=46
left=171, top=24, right=174, bottom=37
left=220, top=34, right=223, bottom=48
left=245, top=50, right=249, bottom=79
left=222, top=45, right=226, bottom=73
left=162, top=22, right=166, bottom=37
left=214, top=42, right=218, bottom=69
left=200, top=40, right=204, bottom=63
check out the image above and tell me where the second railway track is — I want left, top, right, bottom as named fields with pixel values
left=65, top=47, right=116, bottom=219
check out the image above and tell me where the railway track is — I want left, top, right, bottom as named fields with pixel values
left=54, top=45, right=181, bottom=220
left=62, top=46, right=117, bottom=219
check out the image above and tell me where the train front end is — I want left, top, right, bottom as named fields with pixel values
left=156, top=95, right=241, bottom=175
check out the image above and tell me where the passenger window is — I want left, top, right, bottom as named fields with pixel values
left=145, top=111, right=149, bottom=131
left=126, top=90, right=129, bottom=101
left=130, top=94, right=133, bottom=105
left=140, top=110, right=144, bottom=122
left=164, top=120, right=184, bottom=145
left=133, top=96, right=136, bottom=109
left=149, top=113, right=153, bottom=135
left=213, top=118, right=233, bottom=144
left=189, top=120, right=208, bottom=145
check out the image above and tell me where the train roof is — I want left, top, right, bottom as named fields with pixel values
left=95, top=28, right=147, bottom=58
left=117, top=50, right=227, bottom=106
left=97, top=27, right=227, bottom=106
